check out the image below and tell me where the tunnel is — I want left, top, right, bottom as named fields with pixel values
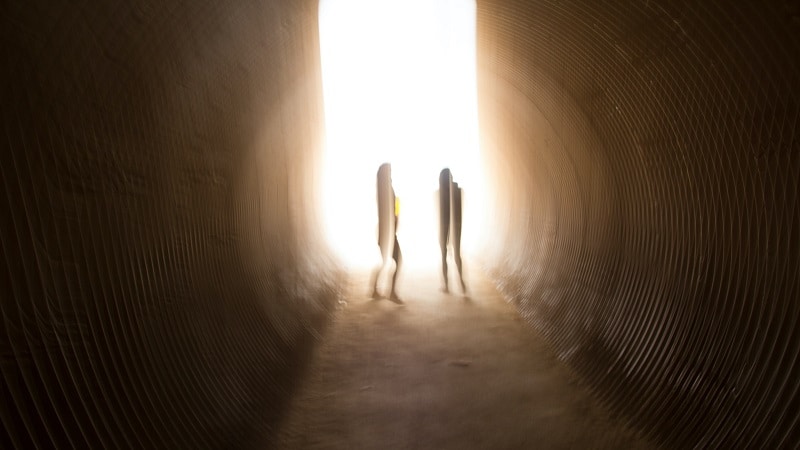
left=2, top=0, right=799, bottom=448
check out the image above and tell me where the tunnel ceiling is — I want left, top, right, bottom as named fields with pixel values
left=1, top=0, right=799, bottom=448
left=476, top=0, right=799, bottom=448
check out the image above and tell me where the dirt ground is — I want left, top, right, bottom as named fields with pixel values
left=275, top=267, right=655, bottom=449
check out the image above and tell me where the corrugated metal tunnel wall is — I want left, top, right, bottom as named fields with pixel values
left=476, top=1, right=800, bottom=448
left=1, top=0, right=798, bottom=448
left=2, top=1, right=342, bottom=448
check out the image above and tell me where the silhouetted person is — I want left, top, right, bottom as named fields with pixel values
left=370, top=163, right=402, bottom=303
left=439, top=168, right=466, bottom=294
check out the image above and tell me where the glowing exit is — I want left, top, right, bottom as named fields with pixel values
left=319, top=0, right=486, bottom=269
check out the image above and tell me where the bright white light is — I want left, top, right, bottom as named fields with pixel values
left=319, top=0, right=487, bottom=270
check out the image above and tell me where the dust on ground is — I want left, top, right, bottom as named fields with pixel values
left=275, top=267, right=654, bottom=449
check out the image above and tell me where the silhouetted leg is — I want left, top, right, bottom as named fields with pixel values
left=390, top=239, right=402, bottom=303
left=370, top=259, right=385, bottom=299
left=440, top=218, right=450, bottom=292
left=438, top=172, right=451, bottom=293
left=452, top=186, right=466, bottom=293
left=374, top=163, right=393, bottom=299
left=440, top=243, right=449, bottom=292
left=453, top=244, right=466, bottom=294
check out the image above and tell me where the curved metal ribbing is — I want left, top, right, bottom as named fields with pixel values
left=2, top=0, right=341, bottom=448
left=476, top=0, right=799, bottom=447
left=2, top=0, right=799, bottom=448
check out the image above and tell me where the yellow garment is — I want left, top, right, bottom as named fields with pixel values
left=394, top=197, right=400, bottom=217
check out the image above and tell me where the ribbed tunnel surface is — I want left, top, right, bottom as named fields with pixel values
left=2, top=1, right=799, bottom=449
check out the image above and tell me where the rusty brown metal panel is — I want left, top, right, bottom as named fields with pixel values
left=1, top=0, right=341, bottom=448
left=477, top=0, right=800, bottom=447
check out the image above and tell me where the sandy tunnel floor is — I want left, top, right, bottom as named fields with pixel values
left=275, top=266, right=655, bottom=449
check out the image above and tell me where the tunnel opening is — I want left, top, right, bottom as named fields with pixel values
left=318, top=0, right=490, bottom=271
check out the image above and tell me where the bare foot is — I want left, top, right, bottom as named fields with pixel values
left=389, top=292, right=404, bottom=304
